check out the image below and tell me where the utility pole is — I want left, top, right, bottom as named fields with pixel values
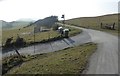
left=34, top=26, right=35, bottom=53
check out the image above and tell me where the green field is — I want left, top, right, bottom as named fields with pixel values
left=66, top=14, right=118, bottom=36
left=4, top=42, right=97, bottom=74
left=2, top=24, right=81, bottom=46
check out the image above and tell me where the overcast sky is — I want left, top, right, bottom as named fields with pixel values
left=0, top=0, right=119, bottom=22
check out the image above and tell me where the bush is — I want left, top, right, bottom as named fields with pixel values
left=2, top=55, right=25, bottom=75
left=14, top=36, right=26, bottom=47
left=4, top=37, right=13, bottom=48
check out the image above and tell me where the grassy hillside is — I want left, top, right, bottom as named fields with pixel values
left=2, top=24, right=81, bottom=46
left=2, top=25, right=34, bottom=45
left=5, top=42, right=97, bottom=74
left=66, top=14, right=118, bottom=36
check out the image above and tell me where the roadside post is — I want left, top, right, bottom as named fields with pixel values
left=34, top=26, right=35, bottom=53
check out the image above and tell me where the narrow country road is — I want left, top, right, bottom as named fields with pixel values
left=2, top=23, right=118, bottom=74
left=84, top=28, right=118, bottom=74
left=64, top=24, right=118, bottom=74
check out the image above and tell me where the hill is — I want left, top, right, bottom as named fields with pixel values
left=0, top=20, right=13, bottom=29
left=65, top=13, right=118, bottom=35
left=0, top=20, right=33, bottom=29
left=29, top=16, right=58, bottom=27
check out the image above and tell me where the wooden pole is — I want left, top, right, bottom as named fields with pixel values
left=13, top=46, right=23, bottom=61
left=34, top=26, right=35, bottom=53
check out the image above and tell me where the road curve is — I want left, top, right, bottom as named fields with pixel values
left=83, top=28, right=118, bottom=74
left=64, top=24, right=118, bottom=74
left=2, top=24, right=118, bottom=74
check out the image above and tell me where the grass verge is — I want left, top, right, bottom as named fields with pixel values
left=3, top=42, right=97, bottom=74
